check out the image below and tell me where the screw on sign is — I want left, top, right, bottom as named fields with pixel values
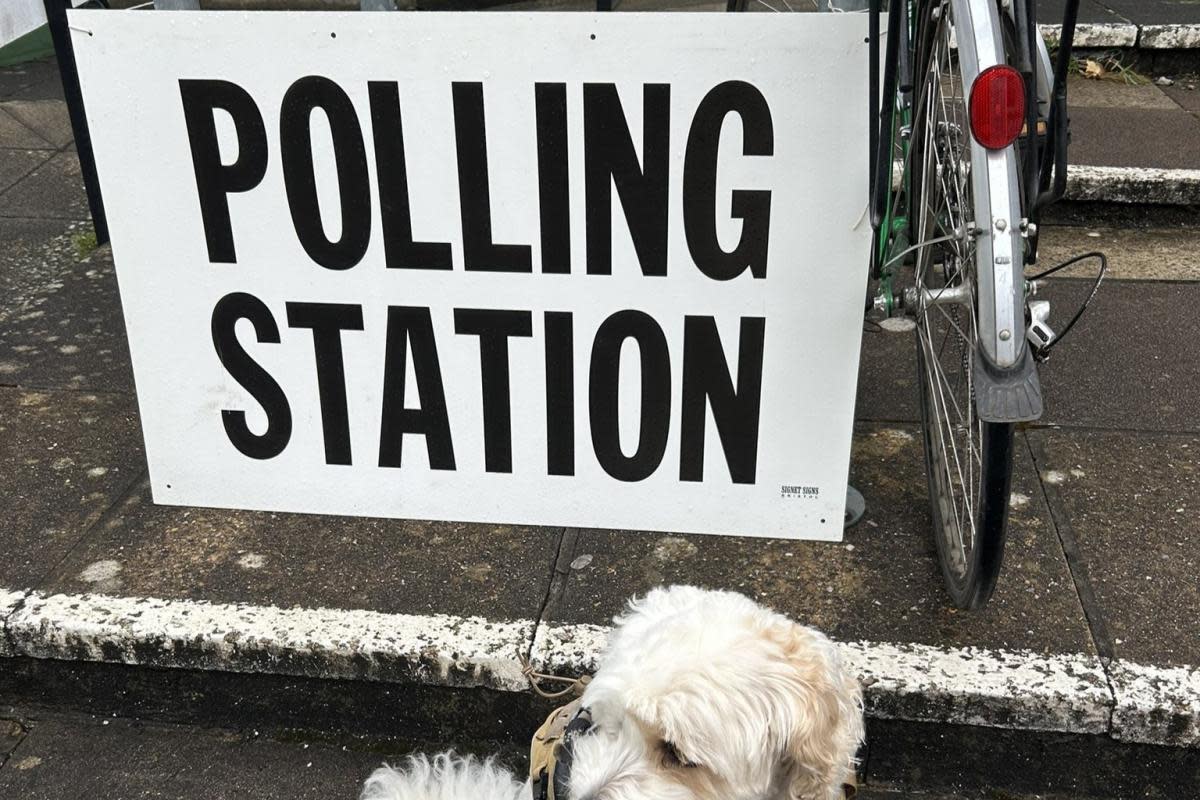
left=184, top=76, right=775, bottom=484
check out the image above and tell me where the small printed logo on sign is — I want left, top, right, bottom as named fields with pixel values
left=780, top=485, right=819, bottom=500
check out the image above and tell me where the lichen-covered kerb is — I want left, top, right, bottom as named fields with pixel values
left=15, top=625, right=531, bottom=691
left=6, top=593, right=534, bottom=692
left=7, top=591, right=1200, bottom=747
left=1108, top=661, right=1200, bottom=747
left=1040, top=22, right=1200, bottom=49
left=863, top=683, right=1109, bottom=735
left=1139, top=24, right=1200, bottom=50
left=1067, top=167, right=1200, bottom=206
left=1041, top=23, right=1139, bottom=48
left=1113, top=706, right=1200, bottom=748
left=0, top=589, right=32, bottom=657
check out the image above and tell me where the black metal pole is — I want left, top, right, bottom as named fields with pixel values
left=42, top=0, right=109, bottom=245
left=1035, top=0, right=1080, bottom=213
left=871, top=0, right=902, bottom=231
left=868, top=0, right=881, bottom=278
left=1012, top=0, right=1038, bottom=215
left=869, top=0, right=880, bottom=219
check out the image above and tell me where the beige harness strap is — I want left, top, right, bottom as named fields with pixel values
left=529, top=698, right=583, bottom=795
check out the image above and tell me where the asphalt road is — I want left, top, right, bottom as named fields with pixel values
left=0, top=707, right=1106, bottom=800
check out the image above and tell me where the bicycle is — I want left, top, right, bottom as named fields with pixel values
left=723, top=0, right=1102, bottom=609
left=868, top=0, right=1104, bottom=610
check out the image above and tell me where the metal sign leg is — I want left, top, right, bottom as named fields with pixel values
left=845, top=485, right=865, bottom=528
left=41, top=0, right=109, bottom=245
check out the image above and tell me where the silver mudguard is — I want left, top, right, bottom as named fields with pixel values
left=955, top=0, right=1043, bottom=421
left=953, top=0, right=1026, bottom=371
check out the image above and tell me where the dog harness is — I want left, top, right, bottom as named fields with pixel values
left=530, top=698, right=593, bottom=800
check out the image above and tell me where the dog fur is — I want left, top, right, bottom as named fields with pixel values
left=361, top=585, right=864, bottom=800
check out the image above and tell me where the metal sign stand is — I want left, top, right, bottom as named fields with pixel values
left=42, top=0, right=108, bottom=244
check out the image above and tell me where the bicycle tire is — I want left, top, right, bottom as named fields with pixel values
left=909, top=0, right=1016, bottom=610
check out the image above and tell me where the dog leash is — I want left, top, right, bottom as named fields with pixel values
left=519, top=655, right=592, bottom=700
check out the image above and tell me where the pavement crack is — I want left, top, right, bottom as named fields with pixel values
left=0, top=719, right=33, bottom=773
left=1023, top=430, right=1119, bottom=733
left=525, top=528, right=580, bottom=666
left=0, top=105, right=56, bottom=151
left=1025, top=421, right=1200, bottom=437
left=30, top=467, right=148, bottom=591
left=0, top=384, right=133, bottom=397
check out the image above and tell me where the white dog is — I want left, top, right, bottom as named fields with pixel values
left=361, top=585, right=864, bottom=800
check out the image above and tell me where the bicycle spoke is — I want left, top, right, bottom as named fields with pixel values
left=900, top=0, right=1017, bottom=608
left=908, top=0, right=992, bottom=584
left=925, top=323, right=970, bottom=431
left=920, top=324, right=974, bottom=556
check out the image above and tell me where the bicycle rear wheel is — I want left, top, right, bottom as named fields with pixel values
left=910, top=0, right=1015, bottom=610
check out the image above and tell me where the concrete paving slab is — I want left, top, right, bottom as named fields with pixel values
left=1029, top=427, right=1200, bottom=746
left=0, top=149, right=88, bottom=220
left=0, top=108, right=54, bottom=150
left=1038, top=0, right=1131, bottom=25
left=39, top=484, right=562, bottom=622
left=1067, top=74, right=1179, bottom=109
left=1161, top=80, right=1200, bottom=115
left=1102, top=0, right=1200, bottom=26
left=0, top=389, right=143, bottom=590
left=0, top=714, right=381, bottom=800
left=857, top=280, right=1200, bottom=433
left=855, top=327, right=919, bottom=424
left=1068, top=106, right=1200, bottom=169
left=0, top=59, right=62, bottom=103
left=1028, top=428, right=1200, bottom=668
left=0, top=242, right=134, bottom=393
left=0, top=149, right=53, bottom=196
left=1035, top=279, right=1200, bottom=433
left=0, top=100, right=73, bottom=149
left=0, top=218, right=88, bottom=322
left=1037, top=224, right=1200, bottom=280
left=536, top=422, right=1094, bottom=656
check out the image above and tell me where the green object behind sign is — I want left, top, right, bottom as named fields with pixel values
left=0, top=24, right=54, bottom=68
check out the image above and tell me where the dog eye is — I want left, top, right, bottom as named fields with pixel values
left=661, top=741, right=697, bottom=768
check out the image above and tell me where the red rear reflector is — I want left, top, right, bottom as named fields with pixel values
left=969, top=65, right=1026, bottom=150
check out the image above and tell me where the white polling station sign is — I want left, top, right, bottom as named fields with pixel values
left=68, top=10, right=870, bottom=540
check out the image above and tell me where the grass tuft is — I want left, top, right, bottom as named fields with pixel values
left=72, top=228, right=98, bottom=259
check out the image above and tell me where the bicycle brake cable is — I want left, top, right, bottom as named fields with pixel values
left=1026, top=250, right=1108, bottom=362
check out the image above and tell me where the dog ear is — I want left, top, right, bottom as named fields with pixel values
left=768, top=621, right=864, bottom=800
